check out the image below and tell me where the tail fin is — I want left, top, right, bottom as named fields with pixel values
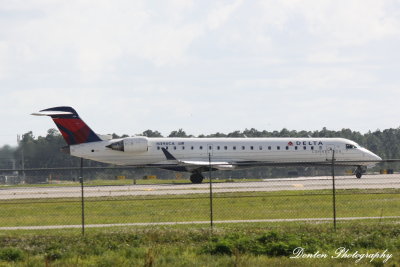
left=32, top=106, right=102, bottom=145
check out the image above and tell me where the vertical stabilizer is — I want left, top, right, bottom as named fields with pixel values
left=32, top=106, right=101, bottom=145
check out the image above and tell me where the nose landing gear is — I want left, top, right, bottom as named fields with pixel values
left=355, top=166, right=364, bottom=179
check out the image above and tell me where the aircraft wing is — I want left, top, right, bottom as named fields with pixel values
left=160, top=148, right=378, bottom=172
left=160, top=148, right=235, bottom=171
left=178, top=160, right=235, bottom=170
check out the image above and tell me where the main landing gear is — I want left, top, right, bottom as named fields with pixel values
left=355, top=166, right=364, bottom=179
left=190, top=172, right=204, bottom=184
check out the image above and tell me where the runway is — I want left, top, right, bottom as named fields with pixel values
left=0, top=174, right=398, bottom=200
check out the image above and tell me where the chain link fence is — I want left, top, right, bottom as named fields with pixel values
left=0, top=158, right=399, bottom=233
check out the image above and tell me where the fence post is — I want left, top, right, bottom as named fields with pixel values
left=331, top=150, right=337, bottom=231
left=79, top=158, right=85, bottom=236
left=208, top=153, right=213, bottom=231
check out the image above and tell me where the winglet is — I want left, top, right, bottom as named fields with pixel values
left=161, top=148, right=177, bottom=160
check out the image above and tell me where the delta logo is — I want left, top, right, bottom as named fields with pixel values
left=288, top=141, right=324, bottom=146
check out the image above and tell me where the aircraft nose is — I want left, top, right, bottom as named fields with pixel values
left=365, top=149, right=382, bottom=161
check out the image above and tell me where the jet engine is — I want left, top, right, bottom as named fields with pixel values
left=106, top=137, right=148, bottom=152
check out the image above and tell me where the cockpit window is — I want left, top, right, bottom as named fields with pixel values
left=346, top=144, right=357, bottom=149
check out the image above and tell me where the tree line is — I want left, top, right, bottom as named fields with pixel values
left=0, top=127, right=398, bottom=181
left=0, top=127, right=399, bottom=168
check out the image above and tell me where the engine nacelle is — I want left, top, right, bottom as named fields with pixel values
left=106, top=137, right=148, bottom=153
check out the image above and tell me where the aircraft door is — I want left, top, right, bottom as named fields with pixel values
left=325, top=144, right=335, bottom=160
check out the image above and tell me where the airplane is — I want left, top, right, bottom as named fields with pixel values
left=32, top=106, right=382, bottom=183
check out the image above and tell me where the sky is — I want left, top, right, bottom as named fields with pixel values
left=1, top=0, right=400, bottom=147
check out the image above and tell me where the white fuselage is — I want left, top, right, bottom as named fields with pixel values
left=69, top=137, right=381, bottom=168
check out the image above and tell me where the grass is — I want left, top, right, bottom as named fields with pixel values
left=0, top=188, right=398, bottom=266
left=0, top=222, right=398, bottom=266
left=0, top=189, right=398, bottom=227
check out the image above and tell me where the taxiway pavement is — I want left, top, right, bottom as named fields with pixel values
left=0, top=174, right=398, bottom=200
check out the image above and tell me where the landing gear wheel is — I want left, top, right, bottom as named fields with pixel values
left=190, top=173, right=204, bottom=184
left=355, top=166, right=363, bottom=179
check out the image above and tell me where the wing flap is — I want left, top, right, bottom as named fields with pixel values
left=180, top=160, right=228, bottom=166
left=179, top=160, right=235, bottom=170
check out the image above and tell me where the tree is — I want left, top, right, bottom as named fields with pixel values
left=142, top=130, right=163, bottom=137
left=243, top=128, right=263, bottom=137
left=112, top=133, right=129, bottom=139
left=206, top=132, right=227, bottom=138
left=168, top=129, right=189, bottom=137
left=0, top=145, right=15, bottom=169
left=227, top=131, right=243, bottom=137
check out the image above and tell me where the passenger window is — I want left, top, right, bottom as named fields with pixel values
left=242, top=146, right=245, bottom=150
left=166, top=147, right=168, bottom=150
left=200, top=146, right=203, bottom=150
left=224, top=146, right=228, bottom=150
left=277, top=146, right=280, bottom=150
left=268, top=146, right=271, bottom=150
left=311, top=146, right=314, bottom=150
left=209, top=146, right=212, bottom=150
left=295, top=146, right=298, bottom=150
left=217, top=146, right=220, bottom=150
left=182, top=146, right=185, bottom=150
left=286, top=146, right=289, bottom=150
left=250, top=146, right=254, bottom=150
left=259, top=146, right=262, bottom=150
left=303, top=146, right=306, bottom=150
left=174, top=146, right=177, bottom=150
left=157, top=146, right=160, bottom=150
left=233, top=146, right=236, bottom=150
left=191, top=146, right=194, bottom=150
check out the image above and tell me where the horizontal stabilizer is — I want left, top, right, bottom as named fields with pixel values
left=31, top=111, right=73, bottom=116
